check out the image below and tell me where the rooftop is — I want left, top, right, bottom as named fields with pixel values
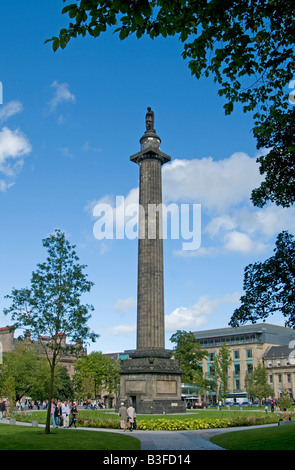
left=193, top=323, right=294, bottom=339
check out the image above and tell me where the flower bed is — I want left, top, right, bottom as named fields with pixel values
left=136, top=418, right=231, bottom=431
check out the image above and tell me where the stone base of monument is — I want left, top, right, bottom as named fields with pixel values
left=119, top=355, right=186, bottom=414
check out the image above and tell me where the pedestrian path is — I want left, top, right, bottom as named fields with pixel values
left=130, top=429, right=224, bottom=450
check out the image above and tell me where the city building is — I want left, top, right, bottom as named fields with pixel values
left=0, top=326, right=85, bottom=379
left=263, top=345, right=295, bottom=400
left=193, top=323, right=295, bottom=402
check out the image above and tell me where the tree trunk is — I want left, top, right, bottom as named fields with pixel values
left=45, top=363, right=55, bottom=434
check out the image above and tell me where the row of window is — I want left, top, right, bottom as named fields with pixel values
left=208, top=349, right=253, bottom=362
left=269, top=373, right=293, bottom=384
left=206, top=361, right=253, bottom=377
left=199, top=334, right=259, bottom=348
left=267, top=360, right=292, bottom=367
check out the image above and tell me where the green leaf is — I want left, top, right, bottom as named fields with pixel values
left=119, top=29, right=128, bottom=40
left=52, top=38, right=60, bottom=52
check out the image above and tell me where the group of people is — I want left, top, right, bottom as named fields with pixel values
left=50, top=400, right=79, bottom=428
left=118, top=402, right=136, bottom=432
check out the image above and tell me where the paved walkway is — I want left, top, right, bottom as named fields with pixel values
left=0, top=418, right=278, bottom=451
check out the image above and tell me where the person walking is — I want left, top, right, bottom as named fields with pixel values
left=127, top=404, right=136, bottom=432
left=118, top=402, right=128, bottom=431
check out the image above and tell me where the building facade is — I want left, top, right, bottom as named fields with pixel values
left=263, top=345, right=295, bottom=400
left=0, top=326, right=84, bottom=379
left=193, top=323, right=295, bottom=402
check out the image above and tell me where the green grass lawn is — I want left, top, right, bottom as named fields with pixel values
left=15, top=407, right=280, bottom=424
left=0, top=423, right=140, bottom=450
left=210, top=424, right=295, bottom=450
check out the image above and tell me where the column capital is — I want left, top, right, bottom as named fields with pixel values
left=130, top=108, right=171, bottom=165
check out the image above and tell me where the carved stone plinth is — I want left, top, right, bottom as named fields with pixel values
left=120, top=356, right=186, bottom=414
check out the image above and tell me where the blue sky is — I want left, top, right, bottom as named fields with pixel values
left=1, top=1, right=295, bottom=354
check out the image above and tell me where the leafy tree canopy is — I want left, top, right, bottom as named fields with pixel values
left=170, top=330, right=207, bottom=384
left=245, top=362, right=273, bottom=404
left=46, top=0, right=295, bottom=207
left=229, top=231, right=295, bottom=328
left=73, top=351, right=119, bottom=400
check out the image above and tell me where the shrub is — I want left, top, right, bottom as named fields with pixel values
left=77, top=417, right=120, bottom=429
left=136, top=418, right=231, bottom=431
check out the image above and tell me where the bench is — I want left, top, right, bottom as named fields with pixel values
left=278, top=419, right=295, bottom=426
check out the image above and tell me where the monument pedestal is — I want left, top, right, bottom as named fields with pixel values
left=120, top=354, right=186, bottom=414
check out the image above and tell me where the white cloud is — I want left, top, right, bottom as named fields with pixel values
left=205, top=215, right=237, bottom=237
left=113, top=297, right=137, bottom=312
left=82, top=141, right=103, bottom=153
left=49, top=81, right=75, bottom=111
left=235, top=205, right=295, bottom=238
left=162, top=152, right=263, bottom=212
left=107, top=324, right=136, bottom=336
left=165, top=292, right=240, bottom=331
left=0, top=126, right=31, bottom=191
left=0, top=101, right=23, bottom=122
left=223, top=231, right=267, bottom=254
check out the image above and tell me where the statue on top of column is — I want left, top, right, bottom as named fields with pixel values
left=145, top=107, right=155, bottom=133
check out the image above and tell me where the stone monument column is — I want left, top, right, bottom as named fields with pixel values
left=119, top=108, right=185, bottom=414
left=131, top=107, right=170, bottom=358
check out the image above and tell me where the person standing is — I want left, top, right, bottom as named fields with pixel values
left=118, top=402, right=128, bottom=431
left=50, top=400, right=56, bottom=427
left=0, top=400, right=5, bottom=419
left=69, top=402, right=78, bottom=428
left=127, top=404, right=136, bottom=432
left=61, top=401, right=70, bottom=428
left=54, top=401, right=61, bottom=428
left=5, top=399, right=10, bottom=418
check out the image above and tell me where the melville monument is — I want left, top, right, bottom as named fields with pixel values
left=119, top=108, right=185, bottom=414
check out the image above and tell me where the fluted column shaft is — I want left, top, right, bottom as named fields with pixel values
left=136, top=156, right=165, bottom=352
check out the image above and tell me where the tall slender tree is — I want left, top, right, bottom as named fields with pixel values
left=245, top=363, right=273, bottom=405
left=213, top=343, right=232, bottom=402
left=4, top=229, right=99, bottom=434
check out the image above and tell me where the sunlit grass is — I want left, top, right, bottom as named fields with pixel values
left=0, top=423, right=140, bottom=450
left=210, top=424, right=295, bottom=450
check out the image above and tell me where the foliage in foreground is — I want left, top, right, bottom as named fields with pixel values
left=47, top=0, right=295, bottom=209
